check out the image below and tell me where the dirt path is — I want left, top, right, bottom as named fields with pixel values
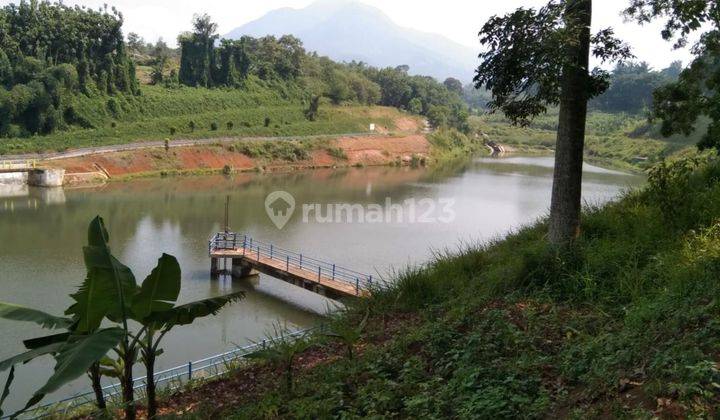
left=45, top=134, right=432, bottom=183
left=0, top=132, right=380, bottom=162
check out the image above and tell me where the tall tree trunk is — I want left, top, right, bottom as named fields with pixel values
left=89, top=362, right=106, bottom=410
left=548, top=0, right=592, bottom=245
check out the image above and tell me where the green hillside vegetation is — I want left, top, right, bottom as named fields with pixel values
left=174, top=14, right=467, bottom=128
left=472, top=110, right=701, bottom=171
left=589, top=61, right=683, bottom=115
left=0, top=1, right=138, bottom=138
left=0, top=84, right=403, bottom=154
left=196, top=155, right=720, bottom=419
left=0, top=7, right=468, bottom=155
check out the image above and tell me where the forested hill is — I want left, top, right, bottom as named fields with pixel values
left=0, top=3, right=469, bottom=149
left=0, top=2, right=138, bottom=137
left=175, top=15, right=468, bottom=130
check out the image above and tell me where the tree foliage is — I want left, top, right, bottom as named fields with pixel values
left=474, top=0, right=632, bottom=125
left=625, top=1, right=720, bottom=150
left=175, top=15, right=469, bottom=131
left=590, top=61, right=682, bottom=114
left=0, top=1, right=138, bottom=137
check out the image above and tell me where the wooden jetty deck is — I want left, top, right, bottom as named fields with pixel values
left=209, top=232, right=374, bottom=299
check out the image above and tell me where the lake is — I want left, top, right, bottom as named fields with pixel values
left=0, top=155, right=643, bottom=411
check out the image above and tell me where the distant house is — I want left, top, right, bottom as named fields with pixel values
left=268, top=197, right=293, bottom=217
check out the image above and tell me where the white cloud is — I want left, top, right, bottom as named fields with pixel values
left=0, top=0, right=697, bottom=69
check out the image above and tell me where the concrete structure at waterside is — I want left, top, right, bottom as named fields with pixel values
left=27, top=168, right=65, bottom=187
left=0, top=168, right=65, bottom=187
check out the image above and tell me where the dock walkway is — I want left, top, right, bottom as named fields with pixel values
left=209, top=232, right=374, bottom=298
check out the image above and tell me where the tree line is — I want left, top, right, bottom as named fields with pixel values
left=0, top=6, right=470, bottom=140
left=590, top=60, right=682, bottom=114
left=0, top=1, right=138, bottom=137
left=176, top=14, right=469, bottom=131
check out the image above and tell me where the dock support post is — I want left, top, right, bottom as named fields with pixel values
left=210, top=258, right=219, bottom=276
left=232, top=258, right=253, bottom=277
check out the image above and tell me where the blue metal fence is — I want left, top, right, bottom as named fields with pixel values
left=8, top=327, right=317, bottom=419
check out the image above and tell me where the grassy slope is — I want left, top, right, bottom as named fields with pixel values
left=0, top=84, right=399, bottom=155
left=201, top=156, right=720, bottom=419
left=472, top=110, right=702, bottom=172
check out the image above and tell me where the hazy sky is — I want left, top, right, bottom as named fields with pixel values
left=0, top=0, right=697, bottom=69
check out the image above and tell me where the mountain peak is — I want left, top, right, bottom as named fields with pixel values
left=224, top=1, right=476, bottom=81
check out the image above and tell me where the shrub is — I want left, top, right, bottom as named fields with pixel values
left=326, top=147, right=347, bottom=160
left=210, top=122, right=218, bottom=131
left=264, top=116, right=271, bottom=127
left=227, top=121, right=234, bottom=130
left=169, top=127, right=176, bottom=135
left=106, top=98, right=120, bottom=116
left=188, top=120, right=196, bottom=132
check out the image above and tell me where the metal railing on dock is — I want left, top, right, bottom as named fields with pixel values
left=209, top=232, right=377, bottom=295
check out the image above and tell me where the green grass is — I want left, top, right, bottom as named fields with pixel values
left=228, top=138, right=330, bottom=162
left=214, top=154, right=720, bottom=418
left=427, top=128, right=485, bottom=161
left=471, top=110, right=702, bottom=172
left=0, top=83, right=399, bottom=155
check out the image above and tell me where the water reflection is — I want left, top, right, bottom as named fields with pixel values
left=0, top=156, right=643, bottom=411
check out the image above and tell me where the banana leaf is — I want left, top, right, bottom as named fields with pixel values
left=0, top=302, right=72, bottom=329
left=131, top=253, right=181, bottom=320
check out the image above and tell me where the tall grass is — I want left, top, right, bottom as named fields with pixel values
left=471, top=109, right=697, bottom=171
left=225, top=155, right=720, bottom=418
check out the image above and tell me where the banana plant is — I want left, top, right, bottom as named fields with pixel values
left=0, top=301, right=124, bottom=417
left=0, top=216, right=245, bottom=419
left=72, top=217, right=245, bottom=419
left=63, top=216, right=140, bottom=419
left=127, top=255, right=244, bottom=419
left=0, top=216, right=134, bottom=417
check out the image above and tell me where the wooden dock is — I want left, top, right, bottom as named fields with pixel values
left=209, top=232, right=374, bottom=299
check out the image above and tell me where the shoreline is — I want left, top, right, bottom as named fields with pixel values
left=40, top=133, right=436, bottom=186
left=2, top=132, right=643, bottom=188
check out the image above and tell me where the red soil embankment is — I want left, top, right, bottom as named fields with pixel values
left=47, top=134, right=431, bottom=183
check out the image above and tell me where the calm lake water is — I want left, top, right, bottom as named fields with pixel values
left=0, top=156, right=643, bottom=411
